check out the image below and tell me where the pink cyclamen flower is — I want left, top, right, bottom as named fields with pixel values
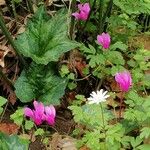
left=72, top=3, right=90, bottom=21
left=44, top=105, right=56, bottom=126
left=24, top=101, right=56, bottom=126
left=115, top=71, right=132, bottom=92
left=24, top=101, right=45, bottom=125
left=97, top=33, right=111, bottom=49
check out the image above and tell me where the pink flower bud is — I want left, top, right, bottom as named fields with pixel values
left=97, top=33, right=111, bottom=49
left=115, top=71, right=132, bottom=92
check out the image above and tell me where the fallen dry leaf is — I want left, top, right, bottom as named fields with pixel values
left=0, top=45, right=10, bottom=67
left=0, top=123, right=20, bottom=135
left=19, top=133, right=36, bottom=142
left=7, top=90, right=17, bottom=105
left=49, top=133, right=77, bottom=150
left=80, top=145, right=90, bottom=150
left=49, top=133, right=62, bottom=150
left=57, top=136, right=77, bottom=150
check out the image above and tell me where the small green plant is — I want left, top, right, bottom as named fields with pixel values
left=69, top=90, right=150, bottom=149
left=14, top=6, right=79, bottom=105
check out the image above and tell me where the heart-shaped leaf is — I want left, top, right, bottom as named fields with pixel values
left=15, top=6, right=79, bottom=65
left=14, top=63, right=68, bottom=105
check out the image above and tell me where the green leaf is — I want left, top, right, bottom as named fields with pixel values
left=0, top=132, right=29, bottom=150
left=110, top=66, right=125, bottom=76
left=67, top=82, right=77, bottom=90
left=15, top=6, right=79, bottom=65
left=137, top=144, right=150, bottom=150
left=106, top=51, right=125, bottom=65
left=88, top=54, right=105, bottom=68
left=0, top=96, right=7, bottom=114
left=13, top=0, right=22, bottom=3
left=14, top=74, right=36, bottom=102
left=10, top=108, right=24, bottom=126
left=140, top=127, right=150, bottom=139
left=0, top=96, right=7, bottom=107
left=15, top=63, right=68, bottom=105
left=114, top=0, right=150, bottom=15
left=69, top=105, right=84, bottom=122
left=60, top=65, right=70, bottom=77
left=110, top=41, right=128, bottom=52
left=25, top=120, right=34, bottom=130
left=80, top=44, right=96, bottom=54
left=67, top=73, right=75, bottom=80
left=130, top=136, right=143, bottom=148
left=34, top=128, right=44, bottom=136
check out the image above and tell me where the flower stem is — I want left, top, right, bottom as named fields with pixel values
left=98, top=0, right=104, bottom=33
left=102, top=0, right=113, bottom=32
left=100, top=103, right=107, bottom=147
left=69, top=0, right=76, bottom=39
left=119, top=91, right=124, bottom=120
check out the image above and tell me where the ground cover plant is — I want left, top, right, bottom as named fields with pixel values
left=0, top=0, right=150, bottom=149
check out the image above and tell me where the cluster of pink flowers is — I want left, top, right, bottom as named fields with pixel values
left=72, top=3, right=111, bottom=49
left=72, top=3, right=132, bottom=93
left=24, top=101, right=56, bottom=126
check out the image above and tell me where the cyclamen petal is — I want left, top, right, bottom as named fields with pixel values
left=82, top=3, right=90, bottom=13
left=72, top=3, right=90, bottom=21
left=45, top=106, right=56, bottom=117
left=115, top=71, right=132, bottom=92
left=33, top=101, right=44, bottom=114
left=44, top=106, right=56, bottom=125
left=24, top=101, right=56, bottom=126
left=97, top=33, right=111, bottom=49
left=33, top=111, right=44, bottom=125
left=72, top=12, right=80, bottom=20
left=45, top=116, right=55, bottom=125
left=24, top=108, right=34, bottom=119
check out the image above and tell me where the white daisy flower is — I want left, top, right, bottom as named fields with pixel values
left=87, top=89, right=110, bottom=104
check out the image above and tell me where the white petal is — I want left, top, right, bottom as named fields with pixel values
left=104, top=95, right=110, bottom=99
left=102, top=90, right=108, bottom=96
